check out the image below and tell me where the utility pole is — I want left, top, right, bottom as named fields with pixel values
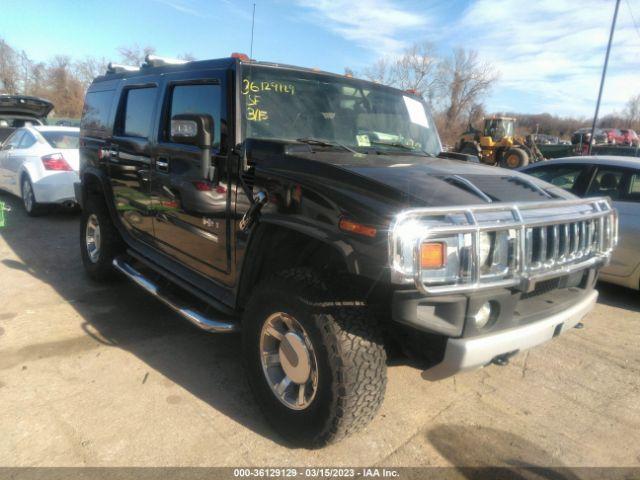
left=589, top=0, right=621, bottom=155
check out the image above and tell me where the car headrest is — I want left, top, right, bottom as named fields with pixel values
left=600, top=173, right=619, bottom=189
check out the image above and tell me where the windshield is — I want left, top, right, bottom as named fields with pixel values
left=41, top=130, right=79, bottom=149
left=483, top=119, right=514, bottom=140
left=240, top=66, right=441, bottom=156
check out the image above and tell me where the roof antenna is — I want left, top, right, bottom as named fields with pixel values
left=249, top=3, right=256, bottom=60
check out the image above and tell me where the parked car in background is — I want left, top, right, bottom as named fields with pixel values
left=0, top=126, right=79, bottom=215
left=620, top=129, right=639, bottom=147
left=521, top=156, right=640, bottom=290
left=0, top=95, right=54, bottom=144
left=603, top=128, right=626, bottom=145
left=531, top=133, right=559, bottom=145
left=571, top=128, right=607, bottom=145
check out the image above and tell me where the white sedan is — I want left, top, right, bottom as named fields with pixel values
left=0, top=126, right=79, bottom=215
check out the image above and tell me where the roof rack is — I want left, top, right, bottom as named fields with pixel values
left=106, top=62, right=140, bottom=75
left=143, top=55, right=189, bottom=68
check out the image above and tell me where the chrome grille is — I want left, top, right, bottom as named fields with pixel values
left=389, top=197, right=618, bottom=295
left=526, top=219, right=600, bottom=269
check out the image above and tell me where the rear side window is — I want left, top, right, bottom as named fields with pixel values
left=586, top=167, right=625, bottom=200
left=166, top=84, right=221, bottom=149
left=525, top=164, right=586, bottom=192
left=41, top=131, right=79, bottom=149
left=18, top=132, right=37, bottom=149
left=81, top=90, right=114, bottom=133
left=2, top=130, right=24, bottom=150
left=122, top=87, right=157, bottom=139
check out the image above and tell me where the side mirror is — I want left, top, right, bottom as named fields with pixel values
left=170, top=114, right=215, bottom=180
left=170, top=113, right=213, bottom=147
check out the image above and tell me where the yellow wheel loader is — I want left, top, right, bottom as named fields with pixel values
left=457, top=116, right=543, bottom=169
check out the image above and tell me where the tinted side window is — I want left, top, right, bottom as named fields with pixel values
left=122, top=87, right=157, bottom=139
left=81, top=90, right=114, bottom=133
left=18, top=132, right=37, bottom=149
left=586, top=167, right=625, bottom=200
left=525, top=164, right=586, bottom=192
left=167, top=84, right=221, bottom=148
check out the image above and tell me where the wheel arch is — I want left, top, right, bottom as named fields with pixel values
left=18, top=163, right=38, bottom=196
left=236, top=220, right=358, bottom=309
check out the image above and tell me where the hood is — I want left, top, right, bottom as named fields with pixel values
left=244, top=140, right=574, bottom=229
left=0, top=95, right=54, bottom=119
left=333, top=155, right=569, bottom=205
left=247, top=140, right=571, bottom=210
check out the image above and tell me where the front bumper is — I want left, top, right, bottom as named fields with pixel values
left=421, top=289, right=597, bottom=380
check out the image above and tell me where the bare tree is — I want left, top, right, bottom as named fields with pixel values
left=624, top=93, right=640, bottom=130
left=46, top=56, right=85, bottom=117
left=438, top=48, right=498, bottom=138
left=117, top=45, right=157, bottom=65
left=361, top=42, right=439, bottom=103
left=75, top=56, right=109, bottom=88
left=363, top=57, right=392, bottom=85
left=0, top=38, right=19, bottom=94
left=177, top=52, right=197, bottom=62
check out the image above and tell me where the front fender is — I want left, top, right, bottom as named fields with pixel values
left=259, top=214, right=361, bottom=274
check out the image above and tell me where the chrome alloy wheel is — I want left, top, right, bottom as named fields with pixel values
left=259, top=312, right=319, bottom=410
left=85, top=214, right=102, bottom=263
left=22, top=179, right=33, bottom=212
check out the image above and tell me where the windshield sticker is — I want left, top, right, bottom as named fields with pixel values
left=403, top=96, right=429, bottom=128
left=242, top=79, right=296, bottom=122
left=242, top=79, right=296, bottom=95
left=356, top=134, right=371, bottom=147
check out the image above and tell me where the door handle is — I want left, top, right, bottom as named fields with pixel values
left=156, top=158, right=169, bottom=172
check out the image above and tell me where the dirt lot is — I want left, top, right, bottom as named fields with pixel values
left=1, top=191, right=639, bottom=468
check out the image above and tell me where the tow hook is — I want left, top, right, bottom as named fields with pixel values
left=574, top=322, right=584, bottom=329
left=491, top=350, right=519, bottom=366
left=239, top=191, right=267, bottom=232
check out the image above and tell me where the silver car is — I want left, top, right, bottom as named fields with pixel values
left=521, top=156, right=640, bottom=290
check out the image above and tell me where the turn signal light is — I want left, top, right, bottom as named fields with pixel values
left=339, top=218, right=377, bottom=238
left=420, top=242, right=445, bottom=269
left=41, top=153, right=72, bottom=171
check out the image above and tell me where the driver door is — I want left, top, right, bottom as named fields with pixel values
left=150, top=70, right=231, bottom=283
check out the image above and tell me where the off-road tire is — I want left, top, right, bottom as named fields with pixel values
left=242, top=268, right=387, bottom=447
left=500, top=148, right=529, bottom=169
left=21, top=175, right=47, bottom=217
left=80, top=194, right=123, bottom=282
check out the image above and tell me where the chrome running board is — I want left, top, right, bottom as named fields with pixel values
left=112, top=257, right=238, bottom=333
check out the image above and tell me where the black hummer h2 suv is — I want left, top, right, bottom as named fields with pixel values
left=76, top=54, right=618, bottom=447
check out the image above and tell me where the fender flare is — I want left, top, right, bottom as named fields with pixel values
left=78, top=167, right=119, bottom=220
left=260, top=215, right=359, bottom=272
left=235, top=215, right=361, bottom=308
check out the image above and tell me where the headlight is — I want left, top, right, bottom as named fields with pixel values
left=389, top=215, right=516, bottom=286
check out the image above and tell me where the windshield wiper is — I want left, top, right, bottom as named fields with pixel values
left=370, top=140, right=433, bottom=156
left=296, top=137, right=359, bottom=155
left=370, top=140, right=416, bottom=151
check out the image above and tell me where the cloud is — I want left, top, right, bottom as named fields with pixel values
left=150, top=0, right=199, bottom=16
left=294, top=0, right=430, bottom=54
left=452, top=0, right=640, bottom=115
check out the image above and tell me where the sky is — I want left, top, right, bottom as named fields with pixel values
left=1, top=0, right=638, bottom=117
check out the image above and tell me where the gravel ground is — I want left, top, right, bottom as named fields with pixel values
left=1, top=191, right=639, bottom=469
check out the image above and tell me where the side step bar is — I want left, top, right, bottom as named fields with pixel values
left=112, top=257, right=239, bottom=333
